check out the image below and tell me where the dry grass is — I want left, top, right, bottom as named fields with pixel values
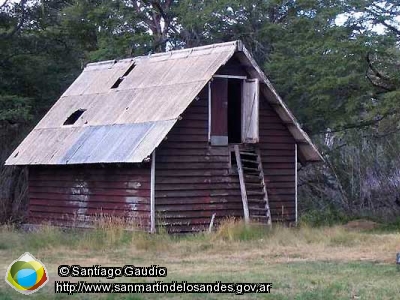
left=1, top=219, right=400, bottom=299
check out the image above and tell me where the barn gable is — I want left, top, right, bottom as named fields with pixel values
left=6, top=41, right=321, bottom=166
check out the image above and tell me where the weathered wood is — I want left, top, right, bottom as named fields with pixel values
left=150, top=150, right=156, bottom=233
left=28, top=164, right=151, bottom=227
left=242, top=79, right=259, bottom=143
left=156, top=155, right=229, bottom=163
left=208, top=213, right=216, bottom=233
left=157, top=203, right=244, bottom=211
left=29, top=180, right=151, bottom=190
left=156, top=189, right=242, bottom=198
left=295, top=143, right=298, bottom=225
left=157, top=162, right=229, bottom=170
left=156, top=183, right=241, bottom=191
left=256, top=148, right=272, bottom=226
left=234, top=145, right=250, bottom=224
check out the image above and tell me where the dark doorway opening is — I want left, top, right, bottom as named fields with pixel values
left=228, top=79, right=242, bottom=143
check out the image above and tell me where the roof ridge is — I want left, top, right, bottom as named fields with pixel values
left=86, top=40, right=240, bottom=68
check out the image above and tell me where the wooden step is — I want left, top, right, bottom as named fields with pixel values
left=245, top=183, right=263, bottom=188
left=249, top=207, right=266, bottom=211
left=239, top=151, right=258, bottom=156
left=245, top=178, right=262, bottom=184
left=244, top=174, right=261, bottom=179
left=241, top=159, right=258, bottom=164
left=242, top=167, right=259, bottom=172
left=247, top=197, right=265, bottom=201
left=247, top=191, right=265, bottom=196
left=250, top=215, right=269, bottom=221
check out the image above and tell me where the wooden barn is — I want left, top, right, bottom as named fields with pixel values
left=6, top=41, right=322, bottom=233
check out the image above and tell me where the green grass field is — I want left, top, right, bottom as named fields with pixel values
left=1, top=220, right=400, bottom=299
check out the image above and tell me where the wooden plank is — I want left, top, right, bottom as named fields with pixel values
left=29, top=186, right=150, bottom=197
left=29, top=180, right=151, bottom=190
left=259, top=129, right=293, bottom=137
left=156, top=183, right=240, bottom=191
left=156, top=162, right=229, bottom=170
left=156, top=148, right=229, bottom=156
left=242, top=79, right=259, bottom=143
left=150, top=151, right=156, bottom=233
left=156, top=155, right=229, bottom=163
left=179, top=114, right=208, bottom=121
left=261, top=163, right=294, bottom=169
left=30, top=195, right=149, bottom=205
left=156, top=189, right=242, bottom=198
left=261, top=156, right=295, bottom=163
left=259, top=136, right=295, bottom=143
left=157, top=210, right=243, bottom=219
left=174, top=120, right=208, bottom=129
left=234, top=145, right=250, bottom=224
left=165, top=134, right=208, bottom=142
left=30, top=174, right=151, bottom=183
left=28, top=210, right=149, bottom=219
left=258, top=143, right=295, bottom=150
left=156, top=196, right=242, bottom=205
left=156, top=203, right=244, bottom=212
left=169, top=127, right=208, bottom=135
left=29, top=201, right=150, bottom=211
left=156, top=176, right=239, bottom=184
left=295, top=143, right=298, bottom=225
left=156, top=169, right=230, bottom=177
left=30, top=166, right=151, bottom=176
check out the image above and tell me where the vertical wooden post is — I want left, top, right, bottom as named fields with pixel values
left=150, top=150, right=156, bottom=233
left=208, top=81, right=211, bottom=143
left=234, top=145, right=250, bottom=224
left=295, top=143, right=298, bottom=226
left=208, top=213, right=216, bottom=233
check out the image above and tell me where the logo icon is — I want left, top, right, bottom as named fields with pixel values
left=5, top=252, right=49, bottom=295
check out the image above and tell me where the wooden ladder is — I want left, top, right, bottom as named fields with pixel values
left=234, top=145, right=272, bottom=225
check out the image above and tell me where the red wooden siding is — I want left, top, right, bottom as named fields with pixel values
left=25, top=55, right=297, bottom=232
left=155, top=59, right=297, bottom=232
left=155, top=87, right=243, bottom=233
left=28, top=164, right=151, bottom=229
left=259, top=96, right=296, bottom=222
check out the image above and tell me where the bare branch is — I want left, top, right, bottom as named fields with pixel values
left=316, top=112, right=394, bottom=135
left=0, top=0, right=9, bottom=10
left=366, top=7, right=400, bottom=36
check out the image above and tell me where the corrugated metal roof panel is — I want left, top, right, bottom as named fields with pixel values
left=63, top=59, right=134, bottom=96
left=6, top=121, right=176, bottom=165
left=6, top=40, right=322, bottom=166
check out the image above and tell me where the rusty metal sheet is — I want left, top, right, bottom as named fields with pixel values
left=6, top=121, right=176, bottom=165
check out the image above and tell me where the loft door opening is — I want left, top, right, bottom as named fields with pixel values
left=210, top=77, right=259, bottom=146
left=228, top=79, right=242, bottom=143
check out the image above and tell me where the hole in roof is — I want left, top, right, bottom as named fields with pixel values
left=111, top=63, right=136, bottom=89
left=63, top=109, right=86, bottom=125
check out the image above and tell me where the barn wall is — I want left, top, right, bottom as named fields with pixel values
left=259, top=96, right=296, bottom=223
left=218, top=55, right=296, bottom=222
left=155, top=87, right=244, bottom=233
left=155, top=58, right=297, bottom=232
left=28, top=164, right=151, bottom=229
